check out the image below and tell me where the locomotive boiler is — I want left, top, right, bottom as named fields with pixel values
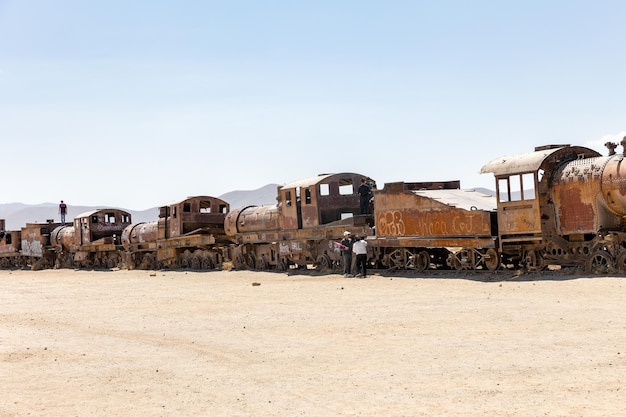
left=481, top=142, right=626, bottom=273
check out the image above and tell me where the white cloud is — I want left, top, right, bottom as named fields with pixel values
left=585, top=131, right=626, bottom=150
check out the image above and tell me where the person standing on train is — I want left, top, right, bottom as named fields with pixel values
left=352, top=236, right=368, bottom=278
left=340, top=231, right=354, bottom=277
left=59, top=200, right=68, bottom=225
left=358, top=178, right=371, bottom=214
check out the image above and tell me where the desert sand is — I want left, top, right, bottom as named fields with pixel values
left=1, top=268, right=626, bottom=416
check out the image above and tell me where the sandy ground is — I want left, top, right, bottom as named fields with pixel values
left=1, top=268, right=626, bottom=417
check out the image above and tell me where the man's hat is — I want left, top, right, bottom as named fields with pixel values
left=343, top=231, right=351, bottom=236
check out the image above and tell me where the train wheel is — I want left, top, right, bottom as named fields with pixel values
left=145, top=253, right=157, bottom=270
left=525, top=250, right=545, bottom=272
left=201, top=254, right=214, bottom=270
left=410, top=251, right=430, bottom=272
left=446, top=253, right=463, bottom=271
left=180, top=250, right=192, bottom=268
left=276, top=259, right=288, bottom=272
left=586, top=250, right=614, bottom=274
left=191, top=254, right=202, bottom=270
left=484, top=248, right=501, bottom=271
left=106, top=255, right=117, bottom=269
left=334, top=257, right=345, bottom=273
left=388, top=249, right=409, bottom=270
left=616, top=252, right=626, bottom=272
left=244, top=253, right=256, bottom=270
left=453, top=256, right=463, bottom=271
left=231, top=254, right=244, bottom=270
left=256, top=255, right=268, bottom=271
left=315, top=254, right=332, bottom=272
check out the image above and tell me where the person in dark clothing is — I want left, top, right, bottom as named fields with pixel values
left=59, top=200, right=67, bottom=225
left=366, top=177, right=377, bottom=213
left=340, top=231, right=354, bottom=277
left=358, top=178, right=371, bottom=214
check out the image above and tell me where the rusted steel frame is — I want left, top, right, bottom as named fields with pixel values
left=369, top=237, right=495, bottom=249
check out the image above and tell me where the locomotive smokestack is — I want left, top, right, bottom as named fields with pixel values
left=606, top=142, right=617, bottom=156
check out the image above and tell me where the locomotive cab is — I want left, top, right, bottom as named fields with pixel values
left=157, top=196, right=229, bottom=239
left=481, top=144, right=602, bottom=269
left=279, top=173, right=371, bottom=229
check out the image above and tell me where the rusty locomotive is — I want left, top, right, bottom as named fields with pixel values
left=120, top=196, right=231, bottom=270
left=224, top=172, right=375, bottom=272
left=0, top=209, right=131, bottom=270
left=480, top=141, right=626, bottom=273
left=366, top=141, right=626, bottom=274
left=2, top=141, right=626, bottom=274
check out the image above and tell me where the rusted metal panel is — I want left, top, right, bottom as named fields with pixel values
left=369, top=236, right=495, bottom=249
left=155, top=235, right=217, bottom=261
left=374, top=185, right=496, bottom=238
left=373, top=183, right=495, bottom=248
left=21, top=222, right=61, bottom=258
left=0, top=230, right=20, bottom=256
left=156, top=247, right=178, bottom=262
left=552, top=161, right=603, bottom=234
left=496, top=203, right=542, bottom=235
left=279, top=188, right=299, bottom=230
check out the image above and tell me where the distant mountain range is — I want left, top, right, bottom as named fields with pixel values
left=0, top=184, right=280, bottom=231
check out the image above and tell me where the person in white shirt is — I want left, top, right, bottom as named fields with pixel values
left=352, top=236, right=368, bottom=278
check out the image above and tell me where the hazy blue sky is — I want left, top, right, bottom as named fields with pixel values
left=1, top=0, right=625, bottom=209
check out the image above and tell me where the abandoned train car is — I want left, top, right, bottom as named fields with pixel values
left=367, top=181, right=499, bottom=271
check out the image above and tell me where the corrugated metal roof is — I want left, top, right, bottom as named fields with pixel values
left=412, top=188, right=497, bottom=211
left=480, top=145, right=601, bottom=176
left=74, top=209, right=131, bottom=219
left=160, top=195, right=228, bottom=208
left=280, top=174, right=335, bottom=189
left=280, top=173, right=366, bottom=189
left=480, top=146, right=566, bottom=176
